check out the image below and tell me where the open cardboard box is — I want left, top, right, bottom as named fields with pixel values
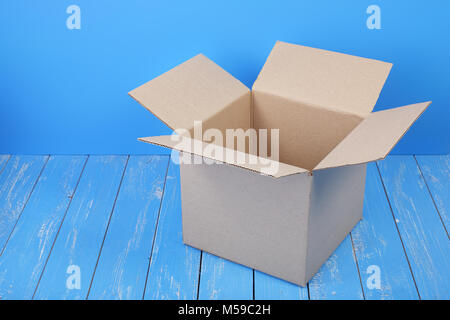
left=129, top=41, right=431, bottom=286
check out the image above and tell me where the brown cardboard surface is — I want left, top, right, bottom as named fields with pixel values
left=130, top=41, right=431, bottom=286
left=130, top=42, right=428, bottom=174
left=180, top=154, right=312, bottom=285
left=305, top=164, right=366, bottom=283
left=252, top=41, right=392, bottom=117
left=315, top=101, right=432, bottom=170
left=200, top=91, right=251, bottom=138
left=139, top=135, right=308, bottom=178
left=128, top=54, right=250, bottom=133
left=252, top=89, right=363, bottom=170
left=180, top=155, right=366, bottom=286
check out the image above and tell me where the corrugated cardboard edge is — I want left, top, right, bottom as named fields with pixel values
left=138, top=135, right=308, bottom=178
left=128, top=92, right=176, bottom=131
left=314, top=101, right=432, bottom=171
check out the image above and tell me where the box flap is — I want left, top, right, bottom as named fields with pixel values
left=252, top=41, right=392, bottom=117
left=314, top=101, right=431, bottom=170
left=129, top=54, right=250, bottom=131
left=139, top=135, right=308, bottom=178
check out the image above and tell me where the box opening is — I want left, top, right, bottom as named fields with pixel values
left=129, top=41, right=430, bottom=177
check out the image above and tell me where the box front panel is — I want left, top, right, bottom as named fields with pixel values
left=179, top=155, right=313, bottom=285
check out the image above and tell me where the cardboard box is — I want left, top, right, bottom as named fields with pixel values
left=129, top=41, right=431, bottom=286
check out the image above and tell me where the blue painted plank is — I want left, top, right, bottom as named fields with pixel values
left=0, top=155, right=48, bottom=252
left=198, top=253, right=253, bottom=300
left=308, top=235, right=364, bottom=300
left=0, top=155, right=10, bottom=175
left=377, top=156, right=450, bottom=299
left=33, top=155, right=128, bottom=300
left=144, top=156, right=201, bottom=300
left=415, top=155, right=450, bottom=233
left=87, top=155, right=169, bottom=300
left=351, top=163, right=418, bottom=300
left=254, top=271, right=308, bottom=300
left=0, top=156, right=86, bottom=299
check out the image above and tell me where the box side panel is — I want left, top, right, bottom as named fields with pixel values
left=198, top=90, right=251, bottom=138
left=305, top=164, right=367, bottom=283
left=179, top=154, right=312, bottom=286
left=253, top=90, right=362, bottom=170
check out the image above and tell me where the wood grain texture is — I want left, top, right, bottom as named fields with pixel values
left=0, top=156, right=86, bottom=299
left=0, top=154, right=447, bottom=300
left=415, top=155, right=449, bottom=234
left=0, top=155, right=48, bottom=253
left=351, top=163, right=418, bottom=300
left=254, top=271, right=308, bottom=300
left=144, top=156, right=201, bottom=300
left=198, top=252, right=253, bottom=300
left=377, top=156, right=450, bottom=299
left=87, top=155, right=169, bottom=300
left=308, top=235, right=364, bottom=300
left=0, top=155, right=10, bottom=175
left=33, top=155, right=128, bottom=300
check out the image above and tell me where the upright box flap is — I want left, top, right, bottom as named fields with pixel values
left=314, top=101, right=431, bottom=170
left=252, top=41, right=392, bottom=117
left=129, top=54, right=250, bottom=131
left=139, top=135, right=308, bottom=178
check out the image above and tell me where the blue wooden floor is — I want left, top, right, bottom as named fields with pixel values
left=0, top=154, right=448, bottom=300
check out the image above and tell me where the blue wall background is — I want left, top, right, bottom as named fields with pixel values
left=0, top=0, right=449, bottom=155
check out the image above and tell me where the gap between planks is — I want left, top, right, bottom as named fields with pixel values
left=0, top=155, right=50, bottom=256
left=375, top=161, right=421, bottom=299
left=141, top=157, right=171, bottom=300
left=32, top=156, right=89, bottom=298
left=413, top=155, right=449, bottom=238
left=85, top=156, right=131, bottom=299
